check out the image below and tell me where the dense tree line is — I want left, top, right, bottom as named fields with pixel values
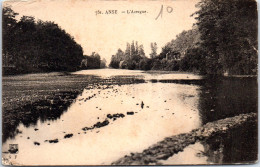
left=193, top=0, right=257, bottom=75
left=109, top=0, right=257, bottom=75
left=80, top=52, right=107, bottom=69
left=151, top=27, right=201, bottom=71
left=156, top=0, right=257, bottom=75
left=109, top=29, right=200, bottom=71
left=3, top=7, right=84, bottom=75
left=109, top=41, right=150, bottom=70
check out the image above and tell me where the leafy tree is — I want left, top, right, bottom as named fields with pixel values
left=82, top=52, right=101, bottom=69
left=109, top=49, right=125, bottom=68
left=150, top=42, right=157, bottom=59
left=2, top=6, right=84, bottom=75
left=125, top=43, right=131, bottom=60
left=109, top=55, right=119, bottom=68
left=109, top=41, right=149, bottom=70
left=138, top=58, right=151, bottom=70
left=135, top=41, right=139, bottom=55
left=3, top=6, right=18, bottom=67
left=165, top=28, right=201, bottom=59
left=100, top=58, right=107, bottom=68
left=130, top=41, right=135, bottom=58
left=194, top=0, right=257, bottom=75
left=179, top=48, right=206, bottom=73
left=138, top=44, right=145, bottom=57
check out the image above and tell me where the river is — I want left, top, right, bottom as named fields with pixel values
left=2, top=69, right=257, bottom=165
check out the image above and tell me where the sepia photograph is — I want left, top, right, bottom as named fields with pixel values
left=1, top=0, right=258, bottom=165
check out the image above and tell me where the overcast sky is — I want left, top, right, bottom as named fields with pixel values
left=4, top=0, right=199, bottom=62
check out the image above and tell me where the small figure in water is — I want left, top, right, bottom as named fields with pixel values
left=141, top=101, right=144, bottom=109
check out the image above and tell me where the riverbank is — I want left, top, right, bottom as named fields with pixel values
left=3, top=72, right=93, bottom=110
left=112, top=112, right=257, bottom=165
left=2, top=69, right=257, bottom=165
left=2, top=72, right=97, bottom=142
left=2, top=72, right=145, bottom=142
left=2, top=70, right=201, bottom=165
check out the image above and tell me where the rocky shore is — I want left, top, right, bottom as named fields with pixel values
left=112, top=113, right=257, bottom=165
left=2, top=72, right=146, bottom=142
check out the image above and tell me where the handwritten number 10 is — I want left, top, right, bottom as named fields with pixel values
left=155, top=5, right=173, bottom=20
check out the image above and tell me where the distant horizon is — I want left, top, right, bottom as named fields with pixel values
left=4, top=0, right=199, bottom=63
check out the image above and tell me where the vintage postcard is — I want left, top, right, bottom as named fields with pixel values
left=2, top=0, right=258, bottom=165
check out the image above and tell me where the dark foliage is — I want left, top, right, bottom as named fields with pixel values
left=80, top=52, right=102, bottom=69
left=3, top=7, right=84, bottom=75
left=109, top=0, right=257, bottom=76
left=194, top=0, right=257, bottom=75
left=109, top=41, right=149, bottom=70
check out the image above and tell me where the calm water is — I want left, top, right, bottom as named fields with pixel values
left=2, top=69, right=257, bottom=165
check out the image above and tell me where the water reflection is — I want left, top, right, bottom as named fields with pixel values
left=198, top=76, right=257, bottom=124
left=161, top=76, right=258, bottom=165
left=202, top=119, right=257, bottom=164
left=2, top=69, right=257, bottom=165
left=200, top=76, right=258, bottom=163
left=161, top=120, right=257, bottom=165
left=2, top=70, right=202, bottom=165
left=151, top=79, right=203, bottom=85
left=196, top=76, right=257, bottom=164
left=2, top=91, right=78, bottom=142
left=203, top=136, right=224, bottom=164
left=2, top=76, right=146, bottom=143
